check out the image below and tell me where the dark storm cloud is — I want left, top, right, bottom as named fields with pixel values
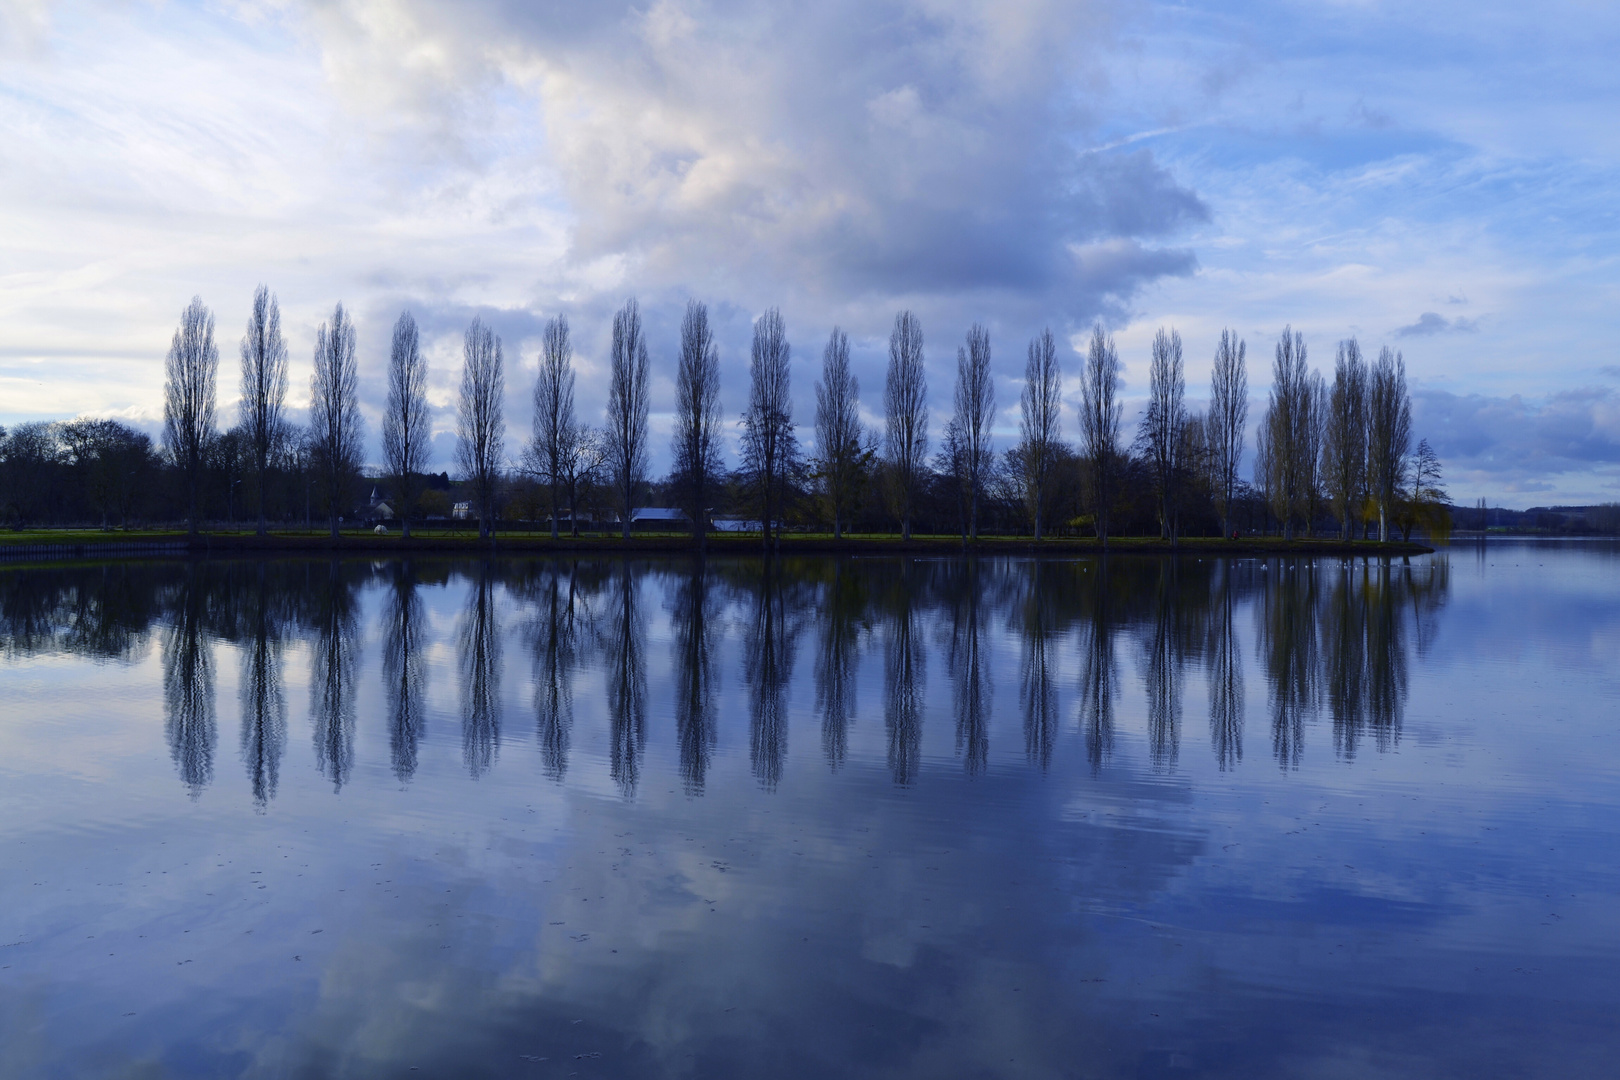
left=1415, top=386, right=1620, bottom=499
left=307, top=0, right=1203, bottom=324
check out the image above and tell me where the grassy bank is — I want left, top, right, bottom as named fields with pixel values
left=0, top=528, right=1435, bottom=559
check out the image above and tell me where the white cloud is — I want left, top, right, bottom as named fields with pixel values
left=2, top=0, right=1618, bottom=504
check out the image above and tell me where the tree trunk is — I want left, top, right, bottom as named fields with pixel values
left=833, top=512, right=842, bottom=541
left=550, top=481, right=560, bottom=540
left=970, top=487, right=979, bottom=541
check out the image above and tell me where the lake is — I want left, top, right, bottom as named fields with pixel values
left=2, top=541, right=1617, bottom=1078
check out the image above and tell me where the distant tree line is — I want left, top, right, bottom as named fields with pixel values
left=1451, top=501, right=1620, bottom=535
left=0, top=291, right=1456, bottom=541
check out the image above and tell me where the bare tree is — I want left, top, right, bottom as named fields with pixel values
left=164, top=296, right=219, bottom=535
left=1019, top=327, right=1062, bottom=540
left=1302, top=369, right=1327, bottom=535
left=1259, top=326, right=1314, bottom=539
left=954, top=324, right=995, bottom=540
left=1208, top=329, right=1248, bottom=539
left=742, top=307, right=797, bottom=548
left=457, top=317, right=506, bottom=540
left=671, top=301, right=723, bottom=547
left=1401, top=437, right=1448, bottom=542
left=605, top=298, right=650, bottom=540
left=563, top=427, right=607, bottom=535
left=383, top=311, right=429, bottom=538
left=212, top=427, right=250, bottom=528
left=936, top=418, right=972, bottom=538
left=239, top=286, right=286, bottom=535
left=884, top=311, right=928, bottom=540
left=1, top=422, right=62, bottom=527
left=309, top=303, right=363, bottom=539
left=530, top=316, right=577, bottom=539
left=1078, top=324, right=1122, bottom=545
left=1323, top=338, right=1367, bottom=541
left=1368, top=346, right=1412, bottom=542
left=1138, top=327, right=1187, bottom=542
left=57, top=418, right=150, bottom=529
left=1254, top=416, right=1278, bottom=535
left=1181, top=410, right=1211, bottom=522
left=814, top=327, right=868, bottom=540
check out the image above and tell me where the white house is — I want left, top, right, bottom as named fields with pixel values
left=710, top=518, right=764, bottom=533
left=630, top=507, right=691, bottom=528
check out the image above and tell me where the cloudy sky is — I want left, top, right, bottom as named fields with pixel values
left=1, top=0, right=1617, bottom=505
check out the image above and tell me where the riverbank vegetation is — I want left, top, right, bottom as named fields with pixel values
left=1, top=291, right=1473, bottom=544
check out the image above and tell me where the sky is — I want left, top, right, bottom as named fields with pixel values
left=1, top=0, right=1617, bottom=506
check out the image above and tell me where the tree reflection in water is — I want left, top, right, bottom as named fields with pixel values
left=1078, top=562, right=1117, bottom=774
left=162, top=563, right=215, bottom=798
left=1018, top=561, right=1057, bottom=772
left=946, top=559, right=992, bottom=775
left=1262, top=561, right=1319, bottom=769
left=1141, top=561, right=1187, bottom=773
left=1363, top=561, right=1409, bottom=752
left=815, top=559, right=862, bottom=771
left=0, top=564, right=162, bottom=660
left=383, top=562, right=426, bottom=783
left=1322, top=558, right=1445, bottom=758
left=1325, top=563, right=1370, bottom=760
left=0, top=551, right=1455, bottom=800
left=745, top=558, right=797, bottom=791
left=240, top=562, right=287, bottom=808
left=882, top=560, right=926, bottom=787
left=671, top=558, right=717, bottom=794
left=309, top=560, right=359, bottom=791
left=602, top=561, right=645, bottom=797
left=1208, top=562, right=1245, bottom=771
left=459, top=562, right=502, bottom=779
left=526, top=559, right=582, bottom=783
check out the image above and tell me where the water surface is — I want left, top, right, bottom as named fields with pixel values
left=2, top=543, right=1617, bottom=1078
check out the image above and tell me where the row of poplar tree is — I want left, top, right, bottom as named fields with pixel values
left=2, top=288, right=1443, bottom=540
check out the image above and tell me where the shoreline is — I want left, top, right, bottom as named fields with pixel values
left=0, top=532, right=1436, bottom=561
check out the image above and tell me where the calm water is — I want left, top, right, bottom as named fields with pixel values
left=2, top=543, right=1617, bottom=1078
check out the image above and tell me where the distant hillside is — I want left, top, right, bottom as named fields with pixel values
left=1452, top=503, right=1620, bottom=535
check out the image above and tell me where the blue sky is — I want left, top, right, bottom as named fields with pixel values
left=1, top=0, right=1616, bottom=505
